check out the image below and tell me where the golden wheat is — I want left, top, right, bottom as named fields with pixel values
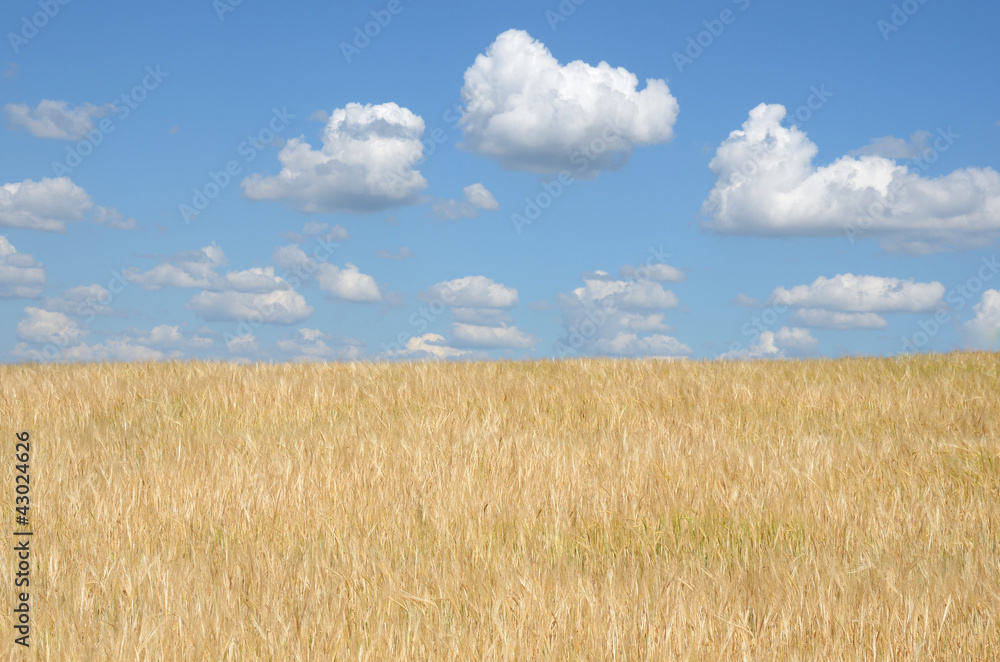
left=2, top=353, right=998, bottom=660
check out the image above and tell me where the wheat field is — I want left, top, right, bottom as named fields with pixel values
left=1, top=353, right=998, bottom=660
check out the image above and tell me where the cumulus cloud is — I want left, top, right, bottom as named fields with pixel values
left=124, top=244, right=227, bottom=290
left=792, top=308, right=888, bottom=330
left=382, top=333, right=470, bottom=360
left=276, top=328, right=364, bottom=361
left=187, top=289, right=313, bottom=324
left=0, top=177, right=93, bottom=231
left=420, top=276, right=518, bottom=308
left=702, top=103, right=1000, bottom=252
left=459, top=29, right=679, bottom=176
left=5, top=100, right=114, bottom=139
left=432, top=183, right=500, bottom=220
left=316, top=263, right=381, bottom=302
left=964, top=289, right=1000, bottom=347
left=226, top=334, right=258, bottom=355
left=242, top=102, right=428, bottom=213
left=16, top=307, right=85, bottom=345
left=451, top=322, right=535, bottom=349
left=719, top=326, right=816, bottom=359
left=555, top=271, right=687, bottom=357
left=769, top=274, right=944, bottom=313
left=0, top=236, right=45, bottom=298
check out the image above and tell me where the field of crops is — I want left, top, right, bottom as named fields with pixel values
left=2, top=353, right=998, bottom=659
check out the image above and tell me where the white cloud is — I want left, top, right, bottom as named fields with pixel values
left=774, top=326, right=818, bottom=352
left=124, top=244, right=227, bottom=290
left=226, top=334, right=258, bottom=355
left=770, top=274, right=944, bottom=313
left=451, top=322, right=535, bottom=349
left=619, top=263, right=685, bottom=282
left=316, top=262, right=381, bottom=302
left=224, top=266, right=290, bottom=293
left=5, top=100, right=113, bottom=139
left=0, top=236, right=45, bottom=298
left=420, top=276, right=518, bottom=308
left=43, top=284, right=113, bottom=316
left=383, top=333, right=469, bottom=360
left=16, top=307, right=85, bottom=344
left=276, top=328, right=363, bottom=361
left=432, top=183, right=500, bottom=220
left=459, top=29, right=679, bottom=176
left=141, top=325, right=213, bottom=350
left=242, top=102, right=428, bottom=213
left=0, top=177, right=93, bottom=231
left=793, top=308, right=888, bottom=330
left=555, top=271, right=686, bottom=357
left=964, top=289, right=1000, bottom=347
left=93, top=206, right=137, bottom=230
left=702, top=103, right=1000, bottom=252
left=60, top=339, right=165, bottom=362
left=720, top=330, right=782, bottom=359
left=592, top=332, right=691, bottom=357
left=187, top=289, right=313, bottom=324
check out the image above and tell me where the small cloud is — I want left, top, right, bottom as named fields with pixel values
left=382, top=333, right=469, bottom=360
left=432, top=183, right=500, bottom=221
left=5, top=100, right=115, bottom=140
left=93, top=206, right=138, bottom=230
left=376, top=246, right=412, bottom=260
left=730, top=293, right=760, bottom=307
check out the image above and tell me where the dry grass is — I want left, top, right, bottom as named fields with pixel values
left=2, top=353, right=999, bottom=660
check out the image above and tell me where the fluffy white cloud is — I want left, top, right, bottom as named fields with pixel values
left=382, top=333, right=469, bottom=360
left=16, top=307, right=85, bottom=344
left=459, top=29, right=678, bottom=176
left=5, top=100, right=113, bottom=139
left=420, top=276, right=518, bottom=308
left=224, top=267, right=290, bottom=293
left=124, top=244, right=227, bottom=290
left=719, top=327, right=815, bottom=359
left=556, top=271, right=687, bottom=357
left=770, top=274, right=944, bottom=313
left=702, top=104, right=1000, bottom=252
left=316, top=263, right=381, bottom=302
left=619, top=263, right=685, bottom=283
left=451, top=322, right=535, bottom=349
left=141, top=325, right=213, bottom=350
left=572, top=271, right=678, bottom=309
left=964, top=289, right=1000, bottom=347
left=276, top=328, right=363, bottom=361
left=774, top=326, right=818, bottom=352
left=432, top=183, right=500, bottom=220
left=792, top=308, right=888, bottom=330
left=0, top=236, right=45, bottom=298
left=0, top=177, right=93, bottom=231
left=242, top=102, right=428, bottom=213
left=187, top=289, right=313, bottom=324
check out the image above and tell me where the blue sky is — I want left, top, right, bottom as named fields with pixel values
left=2, top=0, right=999, bottom=362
